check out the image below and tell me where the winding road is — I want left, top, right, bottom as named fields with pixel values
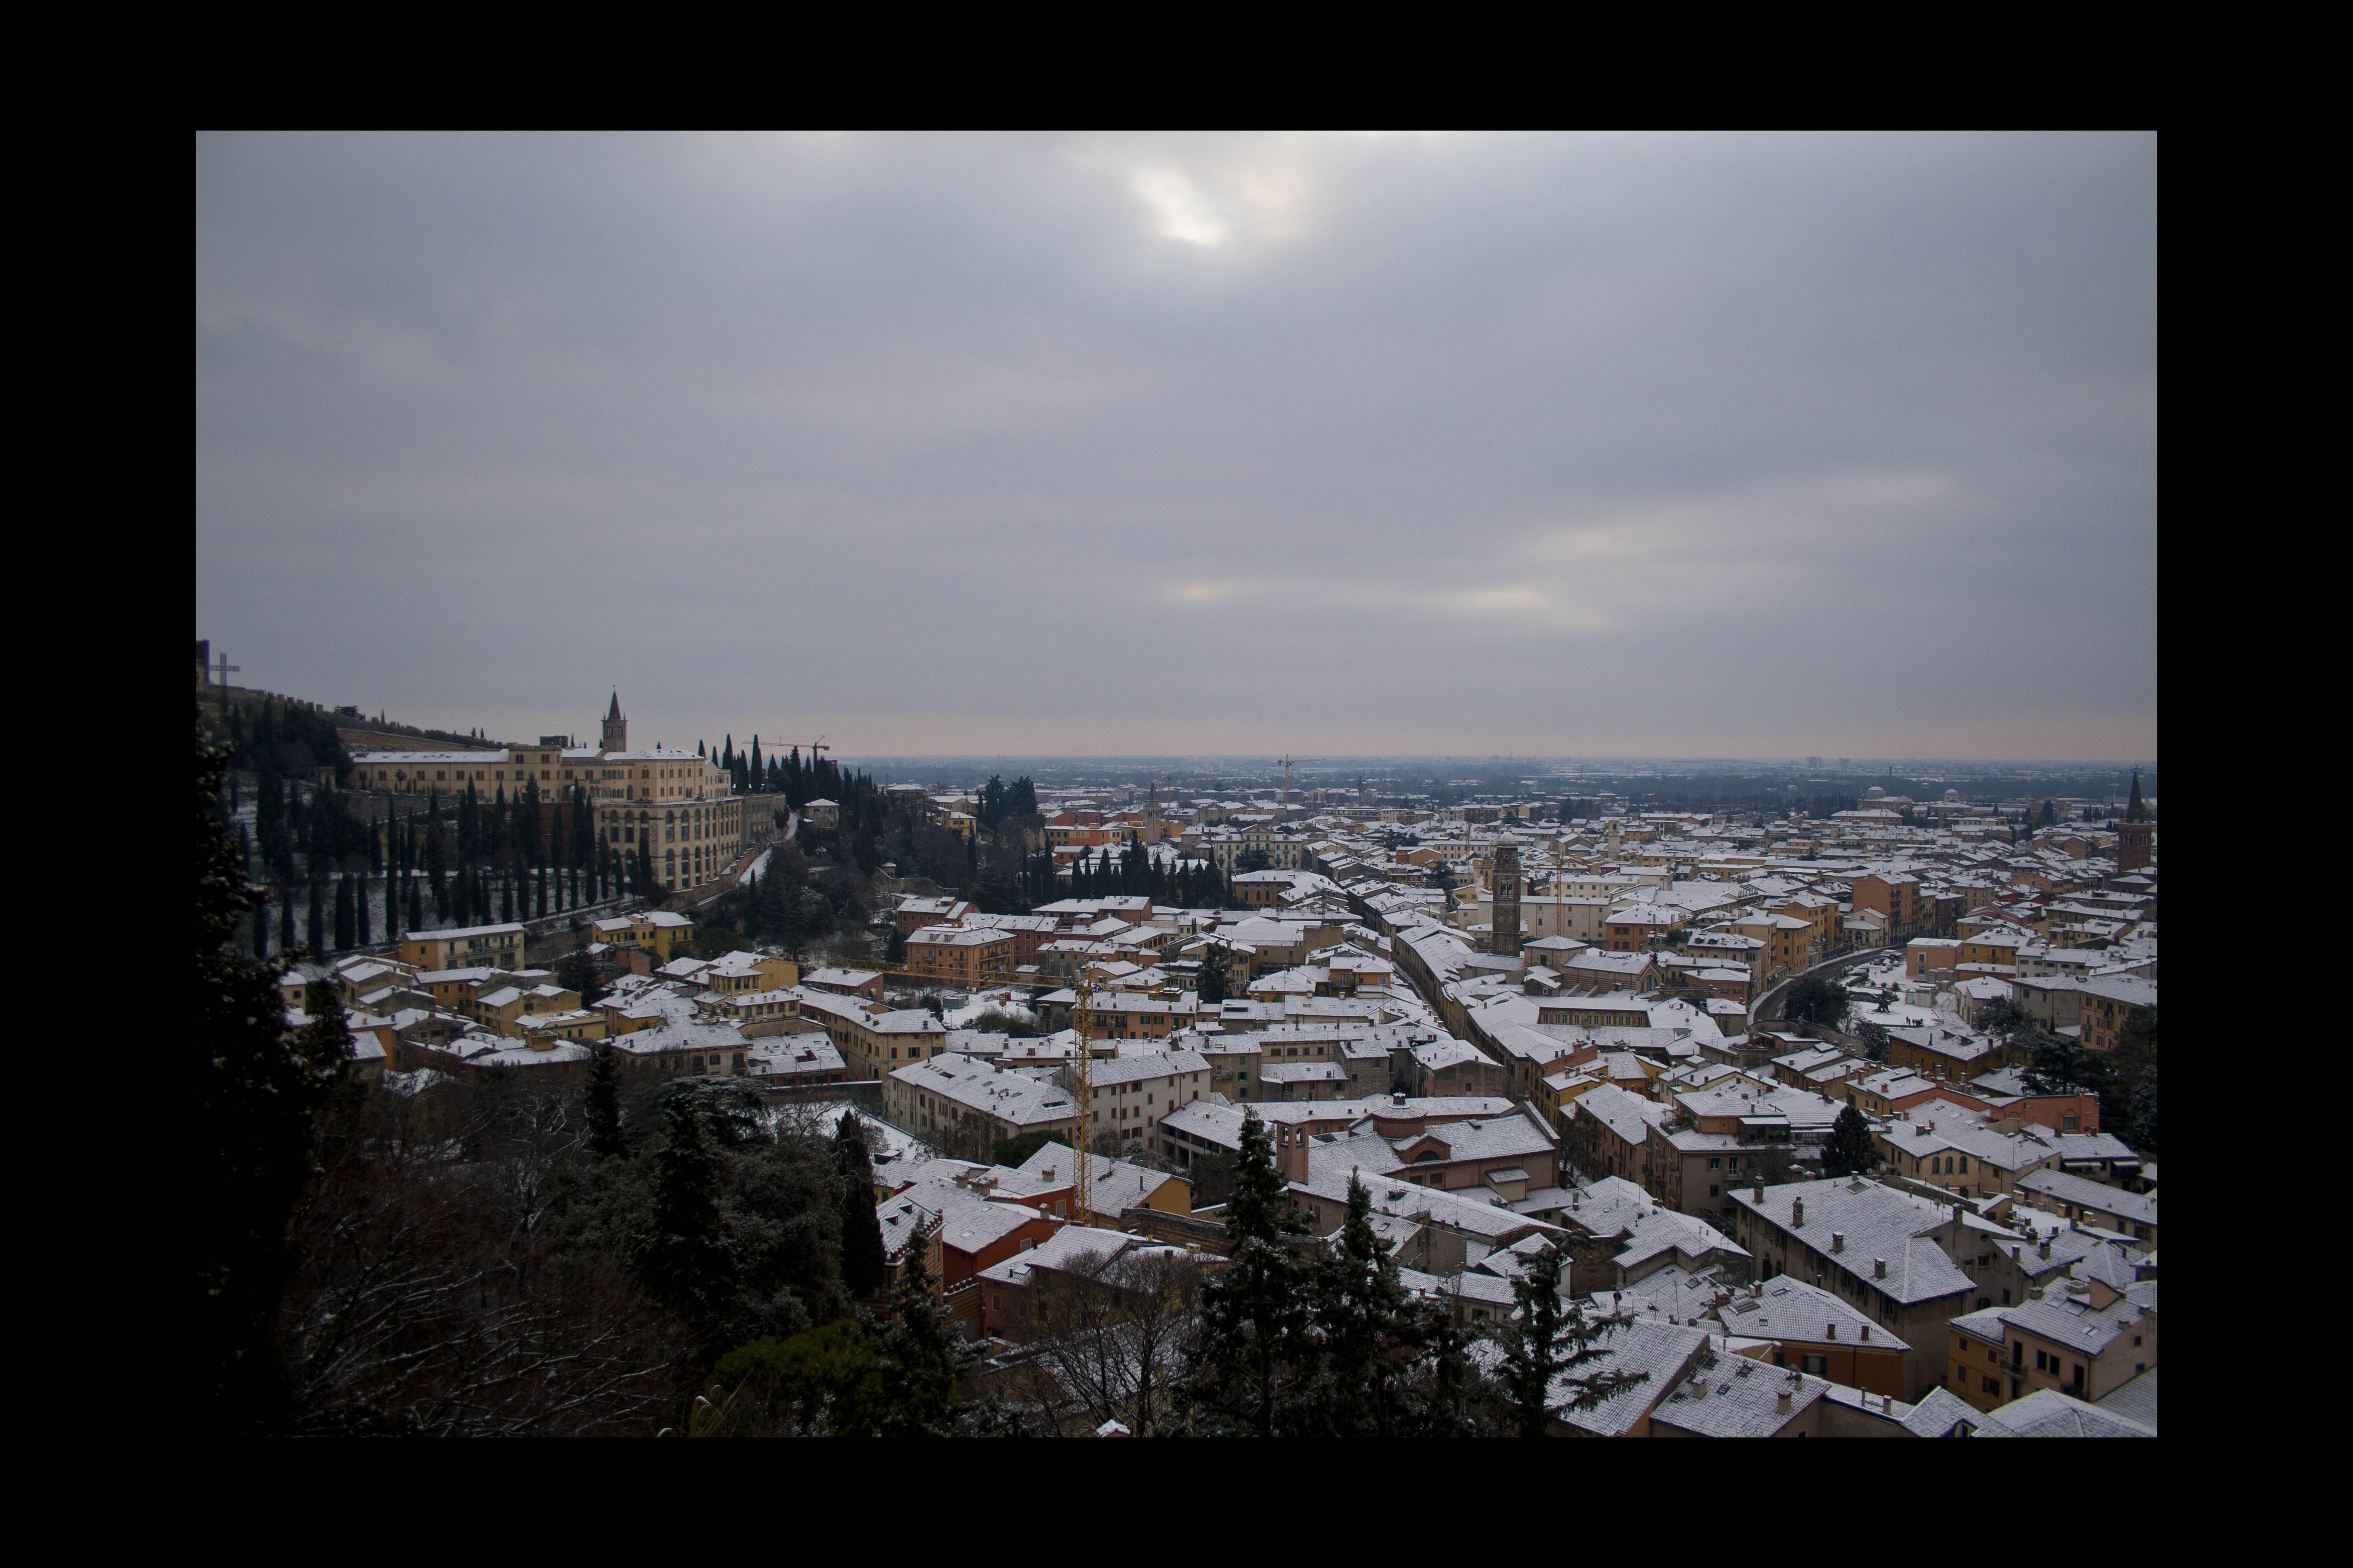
left=1750, top=944, right=1893, bottom=1027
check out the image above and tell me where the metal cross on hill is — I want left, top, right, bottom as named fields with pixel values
left=209, top=652, right=240, bottom=712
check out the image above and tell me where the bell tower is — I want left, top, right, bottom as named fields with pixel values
left=1492, top=842, right=1522, bottom=957
left=2117, top=770, right=2152, bottom=873
left=601, top=691, right=628, bottom=754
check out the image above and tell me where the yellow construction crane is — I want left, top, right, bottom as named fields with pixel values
left=1277, top=755, right=1324, bottom=810
left=1070, top=978, right=1096, bottom=1221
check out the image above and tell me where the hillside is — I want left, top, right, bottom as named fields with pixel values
left=200, top=682, right=510, bottom=757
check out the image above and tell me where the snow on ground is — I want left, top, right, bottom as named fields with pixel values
left=945, top=992, right=1036, bottom=1028
left=383, top=1068, right=456, bottom=1097
left=775, top=1102, right=940, bottom=1164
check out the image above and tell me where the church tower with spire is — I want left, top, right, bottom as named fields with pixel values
left=601, top=691, right=628, bottom=754
left=2117, top=770, right=2152, bottom=873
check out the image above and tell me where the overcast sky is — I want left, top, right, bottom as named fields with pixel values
left=196, top=132, right=2155, bottom=761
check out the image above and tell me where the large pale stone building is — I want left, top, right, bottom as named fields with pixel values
left=348, top=693, right=753, bottom=890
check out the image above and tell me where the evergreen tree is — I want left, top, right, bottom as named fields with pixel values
left=1405, top=1292, right=1491, bottom=1436
left=407, top=874, right=425, bottom=932
left=835, top=1112, right=887, bottom=1299
left=1822, top=1104, right=1877, bottom=1178
left=779, top=883, right=807, bottom=960
left=555, top=947, right=611, bottom=1008
left=2110, top=1008, right=2158, bottom=1156
left=639, top=1089, right=736, bottom=1333
left=426, top=795, right=449, bottom=919
left=1301, top=1173, right=1415, bottom=1435
left=1784, top=975, right=1848, bottom=1028
left=585, top=1043, right=627, bottom=1159
left=1494, top=1243, right=1644, bottom=1437
left=500, top=868, right=515, bottom=923
left=356, top=874, right=372, bottom=946
left=196, top=715, right=346, bottom=1430
left=1198, top=943, right=1231, bottom=1004
left=1188, top=1110, right=1309, bottom=1435
left=875, top=1229, right=964, bottom=1436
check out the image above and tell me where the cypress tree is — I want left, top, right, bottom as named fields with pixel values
left=500, top=869, right=515, bottom=923
left=280, top=878, right=297, bottom=952
left=427, top=798, right=449, bottom=920
left=639, top=1089, right=736, bottom=1333
left=407, top=874, right=425, bottom=932
left=835, top=1112, right=887, bottom=1299
left=585, top=1043, right=627, bottom=1159
left=356, top=874, right=372, bottom=946
left=333, top=875, right=355, bottom=951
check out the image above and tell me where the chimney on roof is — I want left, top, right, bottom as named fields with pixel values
left=1753, top=1182, right=1765, bottom=1202
left=1831, top=1231, right=1845, bottom=1254
left=1861, top=1325, right=1870, bottom=1341
left=1826, top=1322, right=1836, bottom=1340
left=1776, top=1390, right=1792, bottom=1414
left=1873, top=1257, right=1887, bottom=1279
left=1792, top=1199, right=1805, bottom=1227
left=2039, top=1238, right=2051, bottom=1259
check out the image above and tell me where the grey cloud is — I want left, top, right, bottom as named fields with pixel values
left=197, top=131, right=2155, bottom=758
